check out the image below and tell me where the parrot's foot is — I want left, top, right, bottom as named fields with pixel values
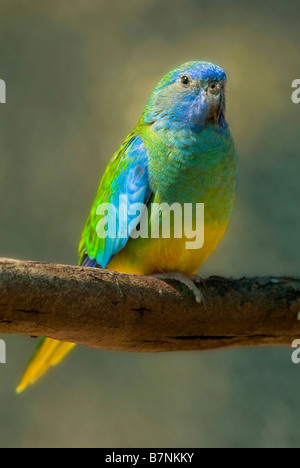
left=189, top=274, right=203, bottom=284
left=152, top=272, right=205, bottom=305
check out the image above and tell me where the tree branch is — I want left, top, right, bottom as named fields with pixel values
left=0, top=258, right=299, bottom=351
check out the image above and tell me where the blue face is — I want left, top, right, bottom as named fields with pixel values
left=144, top=61, right=227, bottom=131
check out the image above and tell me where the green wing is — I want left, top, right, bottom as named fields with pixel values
left=79, top=131, right=151, bottom=268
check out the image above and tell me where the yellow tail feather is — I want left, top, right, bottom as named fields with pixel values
left=16, top=338, right=76, bottom=394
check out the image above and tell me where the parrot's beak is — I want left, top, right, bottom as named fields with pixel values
left=207, top=82, right=225, bottom=125
left=188, top=82, right=226, bottom=129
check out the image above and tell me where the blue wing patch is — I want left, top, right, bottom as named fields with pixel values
left=80, top=135, right=151, bottom=268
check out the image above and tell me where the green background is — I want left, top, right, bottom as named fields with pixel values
left=0, top=0, right=300, bottom=448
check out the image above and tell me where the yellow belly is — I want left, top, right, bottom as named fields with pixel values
left=107, top=219, right=228, bottom=276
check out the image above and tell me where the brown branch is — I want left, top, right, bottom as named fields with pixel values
left=0, top=258, right=299, bottom=351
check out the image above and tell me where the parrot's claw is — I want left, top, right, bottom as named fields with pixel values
left=151, top=272, right=205, bottom=306
left=188, top=274, right=203, bottom=284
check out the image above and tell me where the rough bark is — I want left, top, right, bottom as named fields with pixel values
left=0, top=258, right=299, bottom=351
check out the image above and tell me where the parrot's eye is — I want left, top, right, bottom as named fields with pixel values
left=180, top=75, right=191, bottom=87
left=208, top=82, right=220, bottom=95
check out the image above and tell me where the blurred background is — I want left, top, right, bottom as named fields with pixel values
left=0, top=0, right=300, bottom=448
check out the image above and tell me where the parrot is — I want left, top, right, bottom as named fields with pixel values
left=16, top=61, right=238, bottom=393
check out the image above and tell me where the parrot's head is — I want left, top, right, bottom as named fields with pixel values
left=144, top=61, right=227, bottom=131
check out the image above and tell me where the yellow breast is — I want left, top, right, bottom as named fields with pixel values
left=107, top=219, right=228, bottom=276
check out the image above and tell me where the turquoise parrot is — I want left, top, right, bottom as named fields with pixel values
left=17, top=61, right=238, bottom=393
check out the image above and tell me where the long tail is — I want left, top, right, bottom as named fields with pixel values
left=16, top=338, right=76, bottom=394
left=16, top=256, right=95, bottom=393
left=16, top=256, right=99, bottom=393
